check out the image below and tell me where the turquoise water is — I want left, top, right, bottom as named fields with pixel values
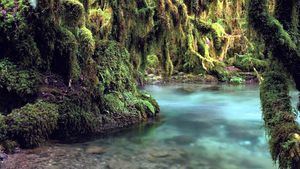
left=3, top=84, right=298, bottom=169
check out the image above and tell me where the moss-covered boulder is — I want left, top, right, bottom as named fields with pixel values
left=0, top=59, right=40, bottom=114
left=62, top=0, right=85, bottom=27
left=0, top=0, right=160, bottom=149
left=5, top=101, right=59, bottom=148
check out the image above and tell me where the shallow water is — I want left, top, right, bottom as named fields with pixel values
left=2, top=84, right=299, bottom=169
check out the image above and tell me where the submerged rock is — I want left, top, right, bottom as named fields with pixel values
left=85, top=146, right=106, bottom=154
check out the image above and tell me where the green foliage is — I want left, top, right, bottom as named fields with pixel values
left=14, top=30, right=42, bottom=68
left=0, top=0, right=42, bottom=68
left=6, top=101, right=59, bottom=148
left=103, top=93, right=126, bottom=113
left=0, top=59, right=40, bottom=95
left=0, top=0, right=29, bottom=34
left=229, top=54, right=267, bottom=72
left=229, top=76, right=245, bottom=85
left=147, top=54, right=159, bottom=68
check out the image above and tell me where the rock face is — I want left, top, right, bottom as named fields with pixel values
left=0, top=0, right=159, bottom=149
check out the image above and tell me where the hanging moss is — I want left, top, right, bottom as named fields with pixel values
left=76, top=26, right=95, bottom=65
left=260, top=63, right=300, bottom=169
left=248, top=0, right=300, bottom=90
left=5, top=101, right=59, bottom=148
left=53, top=27, right=81, bottom=83
left=93, top=40, right=136, bottom=93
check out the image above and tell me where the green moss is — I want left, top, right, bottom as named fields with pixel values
left=87, top=8, right=112, bottom=39
left=6, top=101, right=59, bottom=148
left=162, top=40, right=174, bottom=78
left=229, top=76, right=245, bottom=85
left=62, top=0, right=85, bottom=27
left=76, top=26, right=95, bottom=64
left=231, top=54, right=268, bottom=71
left=0, top=0, right=29, bottom=34
left=14, top=31, right=42, bottom=68
left=147, top=54, right=160, bottom=68
left=53, top=27, right=81, bottom=82
left=93, top=40, right=136, bottom=93
left=260, top=62, right=300, bottom=169
left=249, top=0, right=300, bottom=90
left=0, top=59, right=40, bottom=95
left=0, top=114, right=7, bottom=142
left=56, top=94, right=99, bottom=138
left=1, top=140, right=18, bottom=153
left=103, top=93, right=126, bottom=113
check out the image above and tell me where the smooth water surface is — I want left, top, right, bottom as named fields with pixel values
left=3, top=84, right=299, bottom=169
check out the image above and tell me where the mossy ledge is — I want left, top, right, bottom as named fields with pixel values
left=0, top=0, right=159, bottom=150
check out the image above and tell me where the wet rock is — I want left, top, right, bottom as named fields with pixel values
left=106, top=158, right=135, bottom=169
left=0, top=153, right=8, bottom=161
left=175, top=87, right=197, bottom=95
left=201, top=85, right=220, bottom=91
left=85, top=146, right=106, bottom=154
left=204, top=75, right=218, bottom=83
left=150, top=151, right=170, bottom=158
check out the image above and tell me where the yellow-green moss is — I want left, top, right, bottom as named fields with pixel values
left=76, top=26, right=95, bottom=64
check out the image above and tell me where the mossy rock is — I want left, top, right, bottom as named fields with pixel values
left=93, top=40, right=136, bottom=93
left=0, top=59, right=40, bottom=114
left=62, top=0, right=85, bottom=27
left=103, top=93, right=126, bottom=113
left=76, top=26, right=95, bottom=64
left=5, top=101, right=59, bottom=148
left=53, top=27, right=81, bottom=82
left=55, top=94, right=100, bottom=138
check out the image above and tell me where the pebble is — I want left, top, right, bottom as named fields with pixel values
left=85, top=146, right=106, bottom=154
left=0, top=153, right=8, bottom=161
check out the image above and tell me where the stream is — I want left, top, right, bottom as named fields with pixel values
left=2, top=84, right=299, bottom=169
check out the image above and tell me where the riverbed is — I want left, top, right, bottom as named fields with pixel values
left=2, top=84, right=298, bottom=169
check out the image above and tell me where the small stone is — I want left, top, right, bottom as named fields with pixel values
left=85, top=146, right=106, bottom=154
left=150, top=151, right=170, bottom=158
left=0, top=153, right=8, bottom=161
